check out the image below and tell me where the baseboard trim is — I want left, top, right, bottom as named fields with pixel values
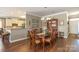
left=9, top=37, right=28, bottom=43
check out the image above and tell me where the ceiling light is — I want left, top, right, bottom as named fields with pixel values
left=44, top=7, right=47, bottom=8
left=69, top=11, right=79, bottom=15
left=46, top=18, right=51, bottom=20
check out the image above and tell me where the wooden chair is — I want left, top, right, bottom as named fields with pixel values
left=0, top=28, right=3, bottom=35
left=41, top=29, right=52, bottom=50
left=50, top=29, right=58, bottom=44
left=28, top=29, right=42, bottom=51
left=41, top=29, right=58, bottom=51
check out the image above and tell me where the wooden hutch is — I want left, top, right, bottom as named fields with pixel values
left=47, top=19, right=58, bottom=32
left=47, top=18, right=58, bottom=41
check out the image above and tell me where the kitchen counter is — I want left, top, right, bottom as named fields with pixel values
left=0, top=31, right=9, bottom=37
left=6, top=28, right=28, bottom=43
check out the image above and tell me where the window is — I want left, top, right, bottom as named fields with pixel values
left=0, top=19, right=2, bottom=28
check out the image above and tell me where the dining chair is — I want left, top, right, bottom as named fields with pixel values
left=28, top=29, right=42, bottom=51
left=50, top=29, right=58, bottom=44
left=43, top=29, right=52, bottom=50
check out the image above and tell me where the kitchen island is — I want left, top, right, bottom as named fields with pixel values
left=6, top=28, right=28, bottom=43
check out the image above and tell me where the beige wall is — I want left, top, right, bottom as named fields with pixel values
left=41, top=12, right=69, bottom=38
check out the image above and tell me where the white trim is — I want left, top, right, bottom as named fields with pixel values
left=66, top=12, right=69, bottom=37
left=42, top=11, right=68, bottom=18
left=9, top=37, right=27, bottom=43
left=66, top=11, right=69, bottom=21
left=26, top=13, right=41, bottom=17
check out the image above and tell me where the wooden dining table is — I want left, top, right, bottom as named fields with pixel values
left=36, top=32, right=46, bottom=51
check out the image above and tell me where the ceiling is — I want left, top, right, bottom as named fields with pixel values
left=0, top=7, right=79, bottom=17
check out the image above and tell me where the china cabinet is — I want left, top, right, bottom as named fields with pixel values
left=47, top=19, right=58, bottom=42
left=47, top=19, right=58, bottom=31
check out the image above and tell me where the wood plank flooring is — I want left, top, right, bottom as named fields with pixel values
left=1, top=34, right=79, bottom=52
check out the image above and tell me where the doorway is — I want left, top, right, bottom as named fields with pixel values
left=69, top=18, right=79, bottom=34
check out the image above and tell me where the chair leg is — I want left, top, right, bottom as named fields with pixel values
left=30, top=42, right=32, bottom=49
left=33, top=45, right=36, bottom=52
left=50, top=42, right=52, bottom=47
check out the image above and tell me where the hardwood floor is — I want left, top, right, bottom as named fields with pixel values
left=0, top=38, right=4, bottom=52
left=1, top=34, right=79, bottom=52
